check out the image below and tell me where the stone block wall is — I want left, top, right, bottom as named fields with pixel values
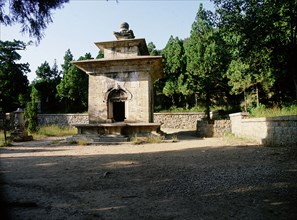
left=213, top=120, right=232, bottom=136
left=37, top=114, right=88, bottom=127
left=196, top=120, right=231, bottom=137
left=37, top=113, right=206, bottom=130
left=229, top=113, right=297, bottom=146
left=154, top=112, right=205, bottom=130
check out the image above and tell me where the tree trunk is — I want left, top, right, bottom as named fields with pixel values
left=294, top=79, right=297, bottom=100
left=244, top=90, right=247, bottom=112
left=2, top=112, right=7, bottom=144
left=205, top=90, right=211, bottom=121
left=256, top=87, right=259, bottom=107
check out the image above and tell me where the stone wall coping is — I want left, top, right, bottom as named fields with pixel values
left=229, top=112, right=249, bottom=117
left=154, top=112, right=205, bottom=115
left=38, top=113, right=88, bottom=116
left=39, top=113, right=205, bottom=116
left=242, top=115, right=297, bottom=122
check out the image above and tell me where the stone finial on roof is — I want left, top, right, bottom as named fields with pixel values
left=113, top=22, right=135, bottom=40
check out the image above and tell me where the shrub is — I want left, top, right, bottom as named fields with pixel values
left=171, top=135, right=178, bottom=142
left=130, top=135, right=143, bottom=144
left=146, top=135, right=165, bottom=144
left=77, top=139, right=88, bottom=145
left=0, top=130, right=11, bottom=147
left=24, top=102, right=38, bottom=132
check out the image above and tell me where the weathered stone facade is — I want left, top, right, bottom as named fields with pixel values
left=72, top=39, right=163, bottom=124
left=57, top=24, right=165, bottom=142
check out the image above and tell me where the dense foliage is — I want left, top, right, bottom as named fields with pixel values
left=0, top=40, right=30, bottom=112
left=56, top=50, right=90, bottom=113
left=214, top=0, right=297, bottom=109
left=0, top=0, right=69, bottom=41
left=156, top=1, right=297, bottom=114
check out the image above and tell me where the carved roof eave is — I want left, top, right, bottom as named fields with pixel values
left=71, top=56, right=164, bottom=81
left=95, top=38, right=149, bottom=55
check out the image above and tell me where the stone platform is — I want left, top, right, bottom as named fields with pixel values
left=69, top=122, right=162, bottom=143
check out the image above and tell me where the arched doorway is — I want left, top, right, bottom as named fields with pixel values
left=108, top=89, right=127, bottom=122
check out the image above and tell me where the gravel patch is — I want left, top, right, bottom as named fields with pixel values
left=1, top=130, right=296, bottom=219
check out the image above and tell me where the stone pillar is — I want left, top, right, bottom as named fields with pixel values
left=11, top=108, right=33, bottom=141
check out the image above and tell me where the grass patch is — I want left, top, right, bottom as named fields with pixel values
left=146, top=135, right=165, bottom=144
left=223, top=132, right=258, bottom=144
left=171, top=135, right=179, bottom=142
left=0, top=140, right=12, bottom=147
left=30, top=125, right=77, bottom=139
left=130, top=135, right=165, bottom=144
left=158, top=105, right=206, bottom=113
left=249, top=104, right=297, bottom=118
left=0, top=130, right=11, bottom=147
left=130, top=135, right=144, bottom=144
left=77, top=139, right=88, bottom=145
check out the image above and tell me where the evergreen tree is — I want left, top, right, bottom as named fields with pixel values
left=31, top=60, right=61, bottom=113
left=214, top=0, right=297, bottom=105
left=148, top=42, right=161, bottom=56
left=185, top=4, right=229, bottom=119
left=56, top=50, right=90, bottom=113
left=162, top=36, right=189, bottom=108
left=0, top=40, right=30, bottom=112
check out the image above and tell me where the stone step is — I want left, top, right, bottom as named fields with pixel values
left=66, top=134, right=129, bottom=144
left=91, top=135, right=129, bottom=143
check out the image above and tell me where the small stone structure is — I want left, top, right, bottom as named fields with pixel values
left=70, top=23, right=164, bottom=142
left=10, top=108, right=33, bottom=141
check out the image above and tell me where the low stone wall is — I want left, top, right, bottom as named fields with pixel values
left=37, top=114, right=88, bottom=127
left=31, top=113, right=297, bottom=146
left=154, top=112, right=205, bottom=130
left=229, top=113, right=297, bottom=146
left=196, top=120, right=231, bottom=137
left=37, top=112, right=206, bottom=130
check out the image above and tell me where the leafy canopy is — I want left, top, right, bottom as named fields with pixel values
left=0, top=0, right=69, bottom=41
left=0, top=40, right=29, bottom=112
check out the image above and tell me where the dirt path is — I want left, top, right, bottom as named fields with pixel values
left=1, top=130, right=297, bottom=220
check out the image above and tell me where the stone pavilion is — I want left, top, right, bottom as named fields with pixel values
left=70, top=22, right=164, bottom=142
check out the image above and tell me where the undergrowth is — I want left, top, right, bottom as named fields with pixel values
left=0, top=130, right=11, bottom=147
left=130, top=135, right=165, bottom=144
left=249, top=104, right=297, bottom=118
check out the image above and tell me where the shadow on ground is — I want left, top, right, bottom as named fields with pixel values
left=1, top=139, right=297, bottom=220
left=164, top=130, right=200, bottom=141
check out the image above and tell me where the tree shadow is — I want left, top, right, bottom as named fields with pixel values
left=163, top=129, right=201, bottom=141
left=1, top=141, right=296, bottom=219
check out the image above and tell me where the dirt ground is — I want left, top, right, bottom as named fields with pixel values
left=0, top=129, right=297, bottom=220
